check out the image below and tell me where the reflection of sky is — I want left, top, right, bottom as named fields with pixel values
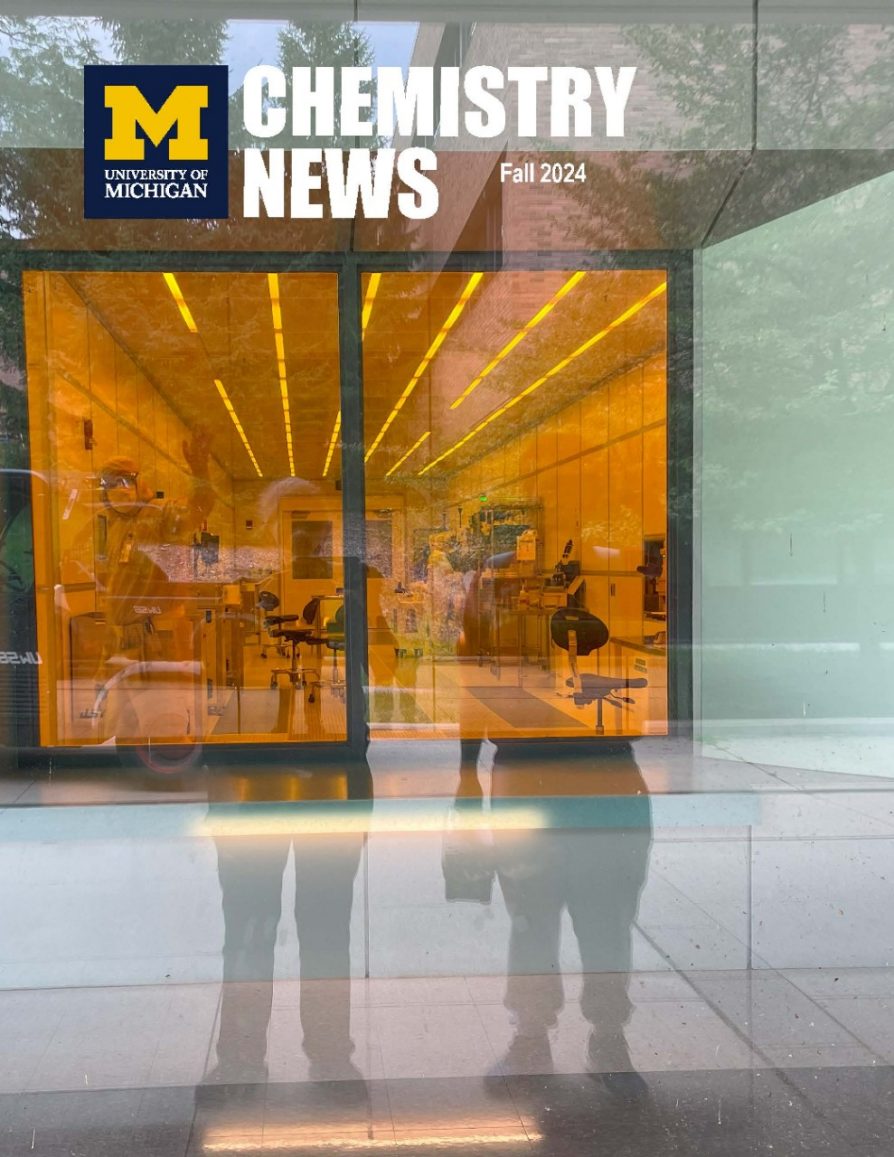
left=226, top=21, right=418, bottom=92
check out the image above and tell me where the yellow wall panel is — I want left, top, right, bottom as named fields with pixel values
left=88, top=312, right=117, bottom=413
left=558, top=400, right=581, bottom=462
left=608, top=433, right=643, bottom=573
left=580, top=447, right=609, bottom=575
left=643, top=425, right=668, bottom=536
left=536, top=413, right=558, bottom=470
left=642, top=352, right=667, bottom=426
left=609, top=365, right=643, bottom=439
left=556, top=459, right=581, bottom=560
left=579, top=382, right=608, bottom=449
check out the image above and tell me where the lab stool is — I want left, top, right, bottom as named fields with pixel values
left=264, top=617, right=322, bottom=703
left=550, top=608, right=647, bottom=735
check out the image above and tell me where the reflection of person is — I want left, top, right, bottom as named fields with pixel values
left=94, top=431, right=214, bottom=681
left=206, top=763, right=372, bottom=1084
left=456, top=739, right=652, bottom=1092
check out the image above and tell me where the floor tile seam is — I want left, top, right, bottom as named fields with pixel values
left=21, top=1001, right=75, bottom=1096
left=782, top=787, right=894, bottom=833
left=0, top=979, right=223, bottom=999
left=692, top=966, right=889, bottom=1054
left=635, top=937, right=888, bottom=1134
left=467, top=995, right=516, bottom=1093
left=748, top=832, right=894, bottom=843
left=754, top=765, right=894, bottom=797
left=143, top=987, right=178, bottom=1087
left=632, top=925, right=784, bottom=1066
left=638, top=867, right=757, bottom=960
left=192, top=985, right=223, bottom=1089
left=799, top=996, right=894, bottom=1063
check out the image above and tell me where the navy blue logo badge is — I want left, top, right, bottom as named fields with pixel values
left=84, top=65, right=228, bottom=219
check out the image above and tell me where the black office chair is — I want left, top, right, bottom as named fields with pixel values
left=295, top=599, right=345, bottom=702
left=321, top=603, right=346, bottom=700
left=550, top=608, right=647, bottom=736
left=257, top=592, right=321, bottom=701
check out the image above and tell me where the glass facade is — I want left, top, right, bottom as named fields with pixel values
left=0, top=5, right=893, bottom=1155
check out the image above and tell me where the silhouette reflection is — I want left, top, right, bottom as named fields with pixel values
left=456, top=737, right=652, bottom=1088
left=204, top=762, right=372, bottom=1085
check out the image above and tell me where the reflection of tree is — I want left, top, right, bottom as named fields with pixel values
left=633, top=23, right=894, bottom=533
left=558, top=22, right=894, bottom=248
left=555, top=22, right=894, bottom=535
left=0, top=16, right=229, bottom=459
left=699, top=176, right=894, bottom=537
left=0, top=17, right=382, bottom=459
left=100, top=18, right=227, bottom=67
left=627, top=22, right=893, bottom=151
left=228, top=22, right=379, bottom=150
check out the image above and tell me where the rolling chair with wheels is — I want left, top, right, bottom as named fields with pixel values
left=256, top=589, right=282, bottom=660
left=257, top=593, right=322, bottom=702
left=294, top=600, right=346, bottom=702
left=550, top=608, right=647, bottom=736
left=322, top=603, right=346, bottom=700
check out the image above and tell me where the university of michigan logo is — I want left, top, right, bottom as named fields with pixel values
left=84, top=65, right=228, bottom=220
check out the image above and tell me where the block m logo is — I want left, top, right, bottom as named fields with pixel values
left=103, top=85, right=209, bottom=162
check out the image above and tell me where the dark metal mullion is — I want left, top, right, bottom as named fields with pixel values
left=14, top=249, right=682, bottom=276
left=666, top=251, right=695, bottom=737
left=13, top=246, right=696, bottom=757
left=337, top=258, right=370, bottom=756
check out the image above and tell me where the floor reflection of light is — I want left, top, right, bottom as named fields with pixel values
left=202, top=1129, right=542, bottom=1152
left=199, top=803, right=547, bottom=838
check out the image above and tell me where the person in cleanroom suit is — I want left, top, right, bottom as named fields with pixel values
left=92, top=430, right=214, bottom=742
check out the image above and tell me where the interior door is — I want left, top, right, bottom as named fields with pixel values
left=280, top=504, right=345, bottom=621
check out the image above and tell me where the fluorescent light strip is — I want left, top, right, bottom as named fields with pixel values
left=267, top=272, right=283, bottom=329
left=322, top=277, right=378, bottom=479
left=213, top=379, right=262, bottom=478
left=385, top=430, right=430, bottom=478
left=420, top=280, right=667, bottom=477
left=361, top=272, right=381, bottom=330
left=450, top=271, right=585, bottom=410
left=365, top=272, right=484, bottom=464
left=267, top=273, right=295, bottom=476
left=162, top=272, right=198, bottom=334
left=322, top=410, right=341, bottom=477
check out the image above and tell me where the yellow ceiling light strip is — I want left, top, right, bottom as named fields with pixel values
left=267, top=273, right=295, bottom=476
left=450, top=271, right=586, bottom=410
left=322, top=410, right=341, bottom=477
left=365, top=271, right=484, bottom=464
left=214, top=379, right=262, bottom=478
left=162, top=272, right=198, bottom=334
left=385, top=430, right=430, bottom=478
left=361, top=272, right=381, bottom=330
left=322, top=274, right=381, bottom=479
left=420, top=279, right=667, bottom=477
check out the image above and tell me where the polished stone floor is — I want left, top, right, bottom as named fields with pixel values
left=1, top=738, right=893, bottom=1154
left=1, top=1065, right=893, bottom=1156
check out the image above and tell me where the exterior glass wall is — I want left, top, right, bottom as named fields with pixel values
left=362, top=269, right=668, bottom=741
left=21, top=271, right=347, bottom=754
left=0, top=6, right=892, bottom=1154
left=699, top=168, right=894, bottom=773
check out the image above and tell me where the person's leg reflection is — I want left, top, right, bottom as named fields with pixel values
left=564, top=766, right=652, bottom=1091
left=212, top=834, right=291, bottom=1082
left=293, top=832, right=365, bottom=1079
left=492, top=831, right=564, bottom=1073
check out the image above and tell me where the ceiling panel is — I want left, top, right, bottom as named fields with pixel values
left=66, top=271, right=340, bottom=483
left=361, top=269, right=667, bottom=482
